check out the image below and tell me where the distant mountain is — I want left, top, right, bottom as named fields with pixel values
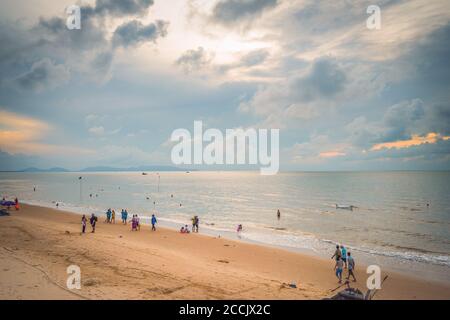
left=80, top=165, right=189, bottom=172
left=17, top=165, right=193, bottom=173
left=21, top=167, right=70, bottom=172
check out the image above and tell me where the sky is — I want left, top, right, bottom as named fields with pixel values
left=0, top=0, right=449, bottom=171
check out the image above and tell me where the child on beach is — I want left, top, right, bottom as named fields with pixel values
left=90, top=213, right=97, bottom=233
left=81, top=215, right=87, bottom=233
left=335, top=257, right=344, bottom=283
left=151, top=214, right=157, bottom=231
left=346, top=252, right=356, bottom=282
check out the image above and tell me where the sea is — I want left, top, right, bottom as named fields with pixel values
left=1, top=171, right=449, bottom=284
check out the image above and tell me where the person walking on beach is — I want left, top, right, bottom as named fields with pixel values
left=340, top=245, right=347, bottom=269
left=151, top=214, right=157, bottom=231
left=334, top=257, right=344, bottom=283
left=81, top=215, right=87, bottom=234
left=90, top=213, right=98, bottom=233
left=346, top=252, right=356, bottom=282
left=136, top=215, right=141, bottom=231
left=331, top=245, right=341, bottom=262
left=111, top=209, right=116, bottom=224
left=106, top=208, right=111, bottom=223
left=122, top=209, right=128, bottom=225
left=131, top=215, right=137, bottom=231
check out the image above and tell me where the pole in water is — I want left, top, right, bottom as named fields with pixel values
left=78, top=176, right=83, bottom=202
left=157, top=173, right=160, bottom=192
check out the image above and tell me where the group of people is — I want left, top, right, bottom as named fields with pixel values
left=105, top=208, right=116, bottom=223
left=81, top=209, right=159, bottom=234
left=81, top=213, right=98, bottom=233
left=331, top=244, right=356, bottom=283
left=1, top=197, right=20, bottom=210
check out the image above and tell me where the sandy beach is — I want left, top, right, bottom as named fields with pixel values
left=0, top=203, right=449, bottom=300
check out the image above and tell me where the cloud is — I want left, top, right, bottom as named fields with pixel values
left=371, top=133, right=449, bottom=151
left=211, top=0, right=278, bottom=25
left=176, top=46, right=214, bottom=73
left=0, top=0, right=168, bottom=90
left=95, top=0, right=155, bottom=17
left=12, top=58, right=70, bottom=92
left=0, top=109, right=92, bottom=157
left=88, top=126, right=105, bottom=136
left=113, top=20, right=169, bottom=48
left=239, top=57, right=346, bottom=125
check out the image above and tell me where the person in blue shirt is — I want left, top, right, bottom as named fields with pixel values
left=341, top=245, right=347, bottom=269
left=151, top=214, right=157, bottom=231
left=106, top=208, right=111, bottom=223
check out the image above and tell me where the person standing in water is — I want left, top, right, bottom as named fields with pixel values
left=90, top=214, right=97, bottom=233
left=346, top=252, right=357, bottom=282
left=277, top=209, right=281, bottom=220
left=151, top=214, right=157, bottom=231
left=194, top=216, right=199, bottom=233
left=81, top=215, right=87, bottom=234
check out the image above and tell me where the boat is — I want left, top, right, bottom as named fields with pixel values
left=324, top=276, right=388, bottom=300
left=335, top=204, right=354, bottom=210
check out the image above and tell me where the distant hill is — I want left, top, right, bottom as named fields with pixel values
left=80, top=165, right=189, bottom=172
left=18, top=165, right=191, bottom=172
left=20, top=167, right=70, bottom=172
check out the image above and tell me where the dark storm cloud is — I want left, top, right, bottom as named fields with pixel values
left=212, top=0, right=278, bottom=25
left=112, top=20, right=169, bottom=48
left=0, top=0, right=168, bottom=91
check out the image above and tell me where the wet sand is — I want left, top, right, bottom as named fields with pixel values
left=0, top=204, right=449, bottom=300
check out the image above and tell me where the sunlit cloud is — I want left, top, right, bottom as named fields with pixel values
left=319, top=151, right=346, bottom=158
left=0, top=110, right=93, bottom=156
left=370, top=132, right=449, bottom=151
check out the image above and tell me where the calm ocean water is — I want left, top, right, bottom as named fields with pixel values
left=1, top=171, right=449, bottom=283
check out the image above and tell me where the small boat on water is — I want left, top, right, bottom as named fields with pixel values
left=335, top=204, right=354, bottom=210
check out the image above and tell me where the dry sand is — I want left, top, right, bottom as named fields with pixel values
left=0, top=204, right=449, bottom=300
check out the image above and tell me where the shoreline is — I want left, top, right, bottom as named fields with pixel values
left=1, top=203, right=450, bottom=299
left=20, top=199, right=450, bottom=286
